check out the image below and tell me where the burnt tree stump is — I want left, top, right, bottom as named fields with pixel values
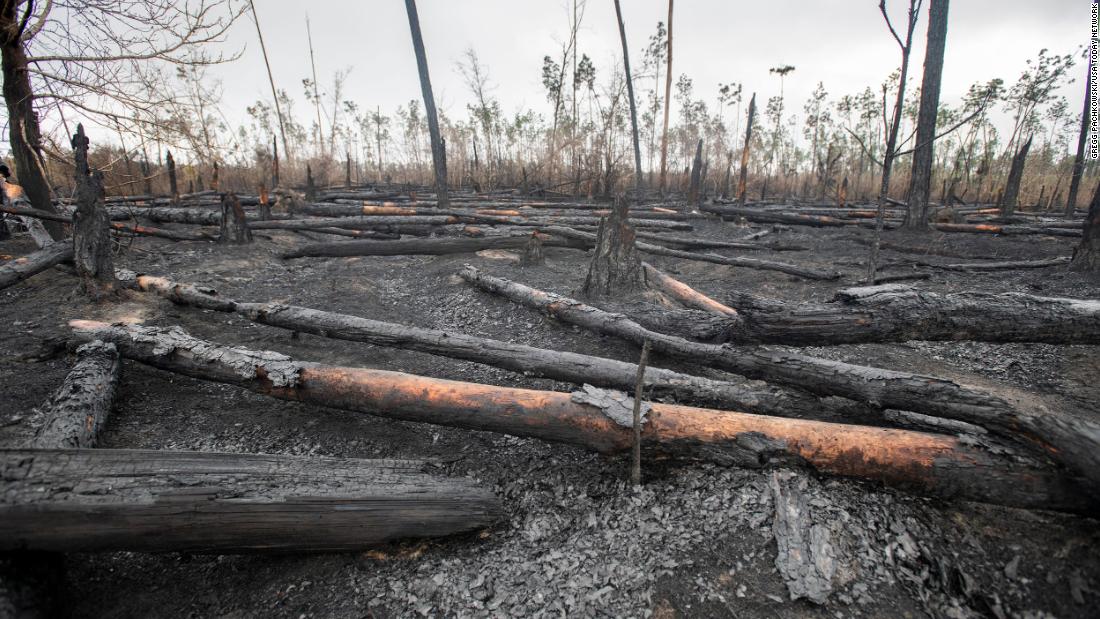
left=219, top=192, right=252, bottom=244
left=519, top=231, right=545, bottom=266
left=166, top=149, right=178, bottom=205
left=71, top=124, right=119, bottom=300
left=582, top=197, right=644, bottom=297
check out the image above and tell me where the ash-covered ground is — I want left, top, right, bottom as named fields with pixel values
left=1, top=217, right=1098, bottom=618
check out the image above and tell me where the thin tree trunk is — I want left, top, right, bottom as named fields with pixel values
left=247, top=0, right=291, bottom=163
left=657, top=0, right=674, bottom=194
left=613, top=0, right=644, bottom=199
left=738, top=94, right=757, bottom=206
left=1065, top=55, right=1092, bottom=218
left=868, top=0, right=920, bottom=282
left=404, top=0, right=450, bottom=209
left=905, top=0, right=949, bottom=229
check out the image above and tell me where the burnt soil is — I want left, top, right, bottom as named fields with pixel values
left=1, top=215, right=1098, bottom=618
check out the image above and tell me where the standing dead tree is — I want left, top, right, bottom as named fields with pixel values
left=613, top=0, right=643, bottom=199
left=1066, top=54, right=1092, bottom=217
left=219, top=192, right=252, bottom=244
left=904, top=0, right=949, bottom=229
left=867, top=0, right=922, bottom=282
left=998, top=135, right=1032, bottom=218
left=71, top=124, right=118, bottom=300
left=657, top=0, right=674, bottom=194
left=737, top=93, right=756, bottom=206
left=1071, top=180, right=1100, bottom=272
left=582, top=197, right=644, bottom=297
left=404, top=0, right=450, bottom=209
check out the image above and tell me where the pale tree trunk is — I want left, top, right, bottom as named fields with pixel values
left=613, top=0, right=644, bottom=199
left=905, top=0, right=949, bottom=229
left=404, top=0, right=450, bottom=208
left=657, top=0, right=674, bottom=194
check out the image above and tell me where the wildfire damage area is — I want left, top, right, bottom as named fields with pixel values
left=0, top=0, right=1098, bottom=617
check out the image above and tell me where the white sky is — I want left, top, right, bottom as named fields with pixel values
left=207, top=1, right=1086, bottom=146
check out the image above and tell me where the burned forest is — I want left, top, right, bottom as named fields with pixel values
left=1, top=0, right=1099, bottom=617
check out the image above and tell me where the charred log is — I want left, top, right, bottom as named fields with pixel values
left=68, top=320, right=1093, bottom=513
left=1, top=448, right=500, bottom=553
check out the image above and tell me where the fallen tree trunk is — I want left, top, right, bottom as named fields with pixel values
left=635, top=231, right=807, bottom=252
left=3, top=204, right=214, bottom=241
left=541, top=225, right=841, bottom=280
left=702, top=204, right=877, bottom=228
left=457, top=266, right=1100, bottom=496
left=714, top=283, right=1100, bottom=344
left=124, top=273, right=865, bottom=420
left=68, top=320, right=1093, bottom=512
left=280, top=234, right=588, bottom=260
left=0, top=448, right=501, bottom=553
left=250, top=215, right=457, bottom=230
left=642, top=264, right=739, bottom=317
left=903, top=257, right=1072, bottom=272
left=32, top=341, right=119, bottom=449
left=0, top=242, right=74, bottom=291
left=932, top=223, right=1082, bottom=237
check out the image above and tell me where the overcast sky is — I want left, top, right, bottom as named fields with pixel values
left=210, top=0, right=1086, bottom=144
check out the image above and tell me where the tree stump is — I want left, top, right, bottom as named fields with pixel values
left=71, top=124, right=119, bottom=300
left=306, top=164, right=317, bottom=202
left=519, top=231, right=545, bottom=266
left=258, top=184, right=271, bottom=220
left=219, top=192, right=252, bottom=244
left=166, top=150, right=178, bottom=205
left=582, top=196, right=644, bottom=297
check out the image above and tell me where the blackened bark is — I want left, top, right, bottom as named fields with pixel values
left=404, top=0, right=450, bottom=209
left=219, top=192, right=252, bottom=244
left=905, top=0, right=949, bottom=229
left=688, top=139, right=703, bottom=206
left=458, top=266, right=1100, bottom=498
left=71, top=319, right=1094, bottom=513
left=738, top=94, right=756, bottom=206
left=166, top=150, right=178, bottom=204
left=1071, top=180, right=1100, bottom=272
left=998, top=135, right=1032, bottom=217
left=32, top=341, right=119, bottom=449
left=1, top=448, right=501, bottom=553
left=582, top=198, right=644, bottom=297
left=613, top=0, right=644, bottom=198
left=71, top=125, right=118, bottom=300
left=1065, top=55, right=1092, bottom=218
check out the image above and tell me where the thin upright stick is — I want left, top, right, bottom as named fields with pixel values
left=613, top=0, right=644, bottom=200
left=657, top=0, right=674, bottom=194
left=248, top=0, right=291, bottom=164
left=631, top=340, right=651, bottom=487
